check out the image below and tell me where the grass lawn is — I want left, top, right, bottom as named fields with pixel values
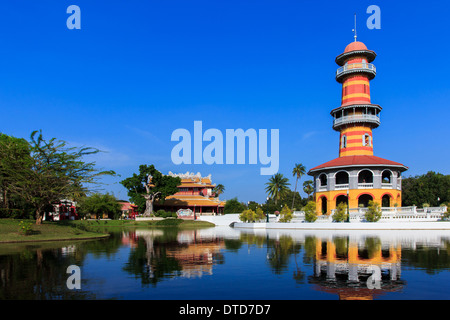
left=0, top=218, right=215, bottom=243
left=0, top=219, right=109, bottom=243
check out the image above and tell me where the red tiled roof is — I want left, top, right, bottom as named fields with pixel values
left=308, top=155, right=408, bottom=174
left=344, top=41, right=368, bottom=53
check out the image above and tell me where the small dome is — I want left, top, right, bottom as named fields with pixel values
left=344, top=41, right=368, bottom=53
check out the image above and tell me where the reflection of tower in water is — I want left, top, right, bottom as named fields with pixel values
left=310, top=236, right=404, bottom=300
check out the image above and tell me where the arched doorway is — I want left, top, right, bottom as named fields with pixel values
left=382, top=194, right=391, bottom=207
left=319, top=196, right=328, bottom=215
left=358, top=194, right=373, bottom=208
left=336, top=195, right=348, bottom=208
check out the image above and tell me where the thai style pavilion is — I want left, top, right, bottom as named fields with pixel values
left=154, top=172, right=225, bottom=215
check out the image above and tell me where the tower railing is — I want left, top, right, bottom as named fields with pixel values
left=336, top=62, right=376, bottom=81
left=333, top=114, right=380, bottom=127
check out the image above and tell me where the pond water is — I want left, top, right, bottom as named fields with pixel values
left=1, top=226, right=450, bottom=300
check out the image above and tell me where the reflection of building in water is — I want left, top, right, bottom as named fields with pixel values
left=165, top=241, right=224, bottom=278
left=310, top=237, right=404, bottom=300
left=167, top=230, right=224, bottom=278
left=126, top=229, right=224, bottom=279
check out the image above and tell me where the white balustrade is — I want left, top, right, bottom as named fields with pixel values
left=358, top=183, right=373, bottom=189
left=291, top=206, right=447, bottom=223
left=333, top=114, right=380, bottom=127
left=336, top=62, right=376, bottom=77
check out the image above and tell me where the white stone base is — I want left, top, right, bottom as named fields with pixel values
left=233, top=221, right=450, bottom=230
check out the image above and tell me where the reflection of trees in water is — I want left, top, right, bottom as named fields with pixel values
left=401, top=238, right=450, bottom=275
left=267, top=236, right=302, bottom=278
left=123, top=236, right=183, bottom=286
left=0, top=243, right=98, bottom=299
left=233, top=233, right=306, bottom=283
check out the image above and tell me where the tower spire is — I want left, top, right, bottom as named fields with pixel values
left=352, top=13, right=357, bottom=42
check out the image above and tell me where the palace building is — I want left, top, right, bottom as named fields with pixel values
left=154, top=172, right=225, bottom=215
left=307, top=39, right=408, bottom=215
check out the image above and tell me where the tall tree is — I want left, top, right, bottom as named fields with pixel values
left=0, top=134, right=31, bottom=209
left=120, top=165, right=181, bottom=216
left=303, top=180, right=314, bottom=200
left=291, top=163, right=306, bottom=209
left=265, top=173, right=291, bottom=205
left=213, top=184, right=225, bottom=197
left=3, top=131, right=116, bottom=224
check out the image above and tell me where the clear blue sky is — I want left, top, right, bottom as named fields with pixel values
left=1, top=0, right=449, bottom=203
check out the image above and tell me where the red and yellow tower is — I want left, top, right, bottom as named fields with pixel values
left=308, top=39, right=408, bottom=215
left=334, top=41, right=378, bottom=157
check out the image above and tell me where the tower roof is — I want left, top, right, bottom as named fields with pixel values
left=344, top=41, right=368, bottom=53
left=335, top=41, right=377, bottom=66
left=308, top=155, right=408, bottom=174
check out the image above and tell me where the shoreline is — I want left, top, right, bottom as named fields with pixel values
left=233, top=221, right=450, bottom=230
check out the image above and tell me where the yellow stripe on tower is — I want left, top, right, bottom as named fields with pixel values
left=343, top=80, right=370, bottom=88
left=342, top=93, right=370, bottom=100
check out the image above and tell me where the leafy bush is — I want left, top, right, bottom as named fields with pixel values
left=239, top=209, right=256, bottom=223
left=365, top=201, right=382, bottom=222
left=18, top=220, right=33, bottom=235
left=279, top=205, right=293, bottom=223
left=155, top=210, right=177, bottom=218
left=303, top=201, right=317, bottom=222
left=255, top=207, right=265, bottom=221
left=224, top=197, right=246, bottom=214
left=0, top=208, right=32, bottom=219
left=333, top=202, right=348, bottom=222
left=155, top=218, right=183, bottom=226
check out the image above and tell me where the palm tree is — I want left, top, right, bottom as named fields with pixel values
left=303, top=180, right=314, bottom=199
left=213, top=184, right=225, bottom=197
left=265, top=173, right=290, bottom=205
left=291, top=163, right=306, bottom=209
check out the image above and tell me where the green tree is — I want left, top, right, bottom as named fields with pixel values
left=224, top=197, right=246, bottom=214
left=365, top=200, right=382, bottom=222
left=255, top=207, right=265, bottom=221
left=213, top=184, right=225, bottom=197
left=239, top=209, right=256, bottom=223
left=402, top=171, right=450, bottom=207
left=292, top=164, right=306, bottom=210
left=247, top=201, right=259, bottom=212
left=265, top=173, right=291, bottom=205
left=0, top=133, right=31, bottom=209
left=120, top=165, right=181, bottom=216
left=279, top=205, right=293, bottom=223
left=3, top=131, right=115, bottom=224
left=303, top=201, right=317, bottom=223
left=302, top=180, right=314, bottom=200
left=333, top=202, right=348, bottom=222
left=78, top=193, right=122, bottom=219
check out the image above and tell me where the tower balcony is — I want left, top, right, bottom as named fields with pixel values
left=332, top=114, right=380, bottom=130
left=336, top=62, right=376, bottom=83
